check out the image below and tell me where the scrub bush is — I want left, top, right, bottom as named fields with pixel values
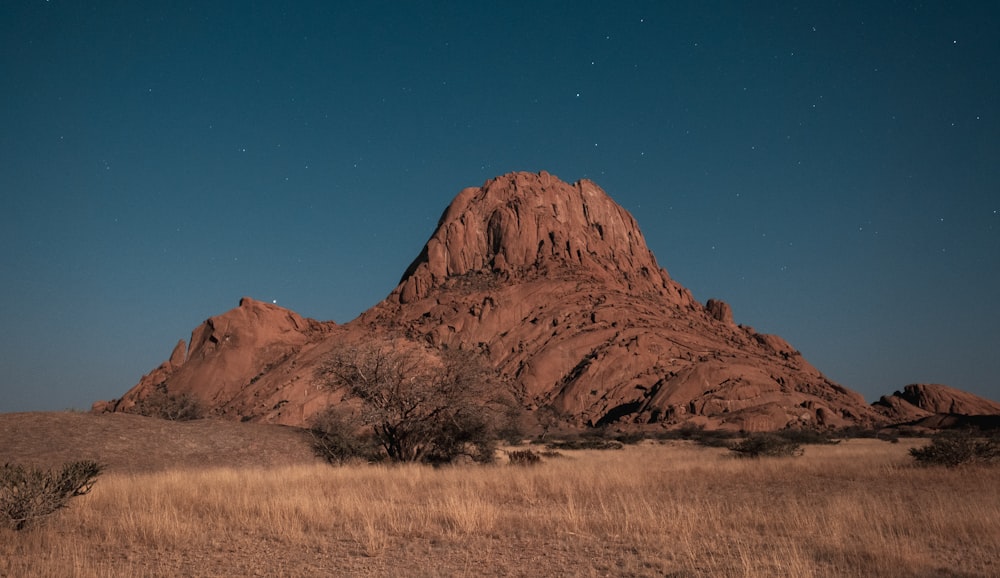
left=0, top=460, right=103, bottom=531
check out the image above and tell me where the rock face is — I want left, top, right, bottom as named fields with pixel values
left=874, top=384, right=1000, bottom=423
left=100, top=171, right=926, bottom=430
left=362, top=171, right=882, bottom=430
left=394, top=171, right=678, bottom=304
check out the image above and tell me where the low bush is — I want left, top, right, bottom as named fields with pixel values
left=653, top=425, right=740, bottom=447
left=0, top=460, right=103, bottom=531
left=777, top=429, right=840, bottom=445
left=834, top=426, right=900, bottom=443
left=308, top=408, right=379, bottom=465
left=909, top=431, right=1000, bottom=467
left=131, top=386, right=204, bottom=421
left=612, top=431, right=646, bottom=445
left=692, top=429, right=741, bottom=448
left=834, top=425, right=879, bottom=439
left=507, top=449, right=542, bottom=466
left=545, top=439, right=624, bottom=451
left=729, top=434, right=803, bottom=458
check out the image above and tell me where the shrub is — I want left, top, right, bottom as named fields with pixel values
left=654, top=425, right=740, bottom=447
left=834, top=425, right=879, bottom=439
left=507, top=449, right=542, bottom=466
left=693, top=429, right=741, bottom=448
left=673, top=423, right=707, bottom=440
left=131, top=385, right=204, bottom=421
left=612, top=431, right=646, bottom=445
left=0, top=460, right=103, bottom=531
left=497, top=409, right=527, bottom=446
left=545, top=439, right=624, bottom=451
left=317, top=341, right=521, bottom=464
left=729, top=434, right=803, bottom=458
left=777, top=429, right=840, bottom=446
left=308, top=408, right=379, bottom=465
left=909, top=431, right=1000, bottom=467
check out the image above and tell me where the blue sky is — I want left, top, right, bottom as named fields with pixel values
left=2, top=1, right=998, bottom=412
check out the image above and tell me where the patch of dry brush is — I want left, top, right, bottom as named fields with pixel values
left=1, top=440, right=998, bottom=577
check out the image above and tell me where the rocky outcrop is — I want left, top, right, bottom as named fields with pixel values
left=705, top=299, right=735, bottom=325
left=874, top=383, right=1000, bottom=422
left=95, top=297, right=342, bottom=425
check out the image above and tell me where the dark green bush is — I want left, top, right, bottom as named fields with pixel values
left=0, top=460, right=103, bottom=531
left=729, top=434, right=803, bottom=458
left=909, top=431, right=1000, bottom=467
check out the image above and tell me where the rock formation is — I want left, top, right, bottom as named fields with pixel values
left=360, top=171, right=882, bottom=430
left=96, top=297, right=342, bottom=425
left=100, top=171, right=996, bottom=431
left=874, top=383, right=1000, bottom=423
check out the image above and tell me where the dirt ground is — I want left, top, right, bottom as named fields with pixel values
left=0, top=411, right=320, bottom=473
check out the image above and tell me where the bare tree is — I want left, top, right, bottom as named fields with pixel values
left=317, top=340, right=520, bottom=464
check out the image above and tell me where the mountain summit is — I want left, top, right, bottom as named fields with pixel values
left=394, top=171, right=684, bottom=303
left=102, top=171, right=901, bottom=430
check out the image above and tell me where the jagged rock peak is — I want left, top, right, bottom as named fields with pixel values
left=395, top=171, right=673, bottom=303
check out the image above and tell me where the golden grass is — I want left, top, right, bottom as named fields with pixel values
left=2, top=439, right=998, bottom=577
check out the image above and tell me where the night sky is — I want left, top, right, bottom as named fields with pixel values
left=2, top=1, right=998, bottom=412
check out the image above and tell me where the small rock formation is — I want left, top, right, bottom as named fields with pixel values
left=705, top=299, right=735, bottom=325
left=874, top=383, right=1000, bottom=422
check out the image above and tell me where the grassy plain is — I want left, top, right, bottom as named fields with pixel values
left=2, top=434, right=998, bottom=577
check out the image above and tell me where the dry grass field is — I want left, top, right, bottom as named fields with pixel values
left=2, top=413, right=998, bottom=577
